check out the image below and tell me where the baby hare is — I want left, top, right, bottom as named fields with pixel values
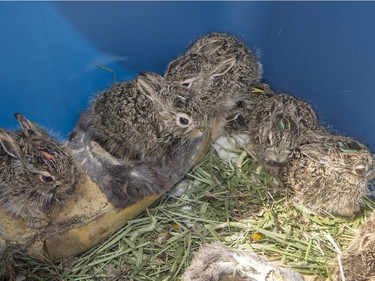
left=281, top=131, right=374, bottom=217
left=78, top=72, right=208, bottom=161
left=0, top=113, right=82, bottom=228
left=182, top=242, right=306, bottom=281
left=226, top=85, right=320, bottom=174
left=332, top=211, right=375, bottom=280
left=165, top=33, right=262, bottom=110
left=165, top=33, right=262, bottom=141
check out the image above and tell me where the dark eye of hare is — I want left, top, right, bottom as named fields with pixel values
left=182, top=82, right=191, bottom=88
left=40, top=174, right=55, bottom=183
left=176, top=113, right=192, bottom=128
left=355, top=167, right=366, bottom=175
left=180, top=117, right=189, bottom=125
left=235, top=100, right=244, bottom=108
left=181, top=78, right=195, bottom=88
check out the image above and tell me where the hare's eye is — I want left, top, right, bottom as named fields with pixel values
left=180, top=78, right=196, bottom=89
left=355, top=166, right=366, bottom=175
left=40, top=174, right=55, bottom=183
left=176, top=113, right=192, bottom=128
left=179, top=117, right=189, bottom=125
left=235, top=100, right=244, bottom=108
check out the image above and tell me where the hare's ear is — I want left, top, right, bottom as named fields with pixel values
left=195, top=38, right=223, bottom=56
left=299, top=144, right=326, bottom=162
left=209, top=56, right=236, bottom=78
left=14, top=113, right=42, bottom=137
left=0, top=129, right=21, bottom=159
left=136, top=72, right=164, bottom=103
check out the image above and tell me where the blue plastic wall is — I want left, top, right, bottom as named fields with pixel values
left=1, top=2, right=375, bottom=150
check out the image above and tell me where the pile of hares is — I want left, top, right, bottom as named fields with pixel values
left=1, top=32, right=374, bottom=280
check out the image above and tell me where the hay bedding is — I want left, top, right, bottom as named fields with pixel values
left=2, top=142, right=374, bottom=281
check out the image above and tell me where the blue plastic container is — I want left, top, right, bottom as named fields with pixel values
left=1, top=1, right=375, bottom=151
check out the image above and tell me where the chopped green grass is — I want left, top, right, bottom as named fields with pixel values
left=2, top=147, right=374, bottom=281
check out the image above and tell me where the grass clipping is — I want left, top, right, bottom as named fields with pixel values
left=2, top=147, right=375, bottom=281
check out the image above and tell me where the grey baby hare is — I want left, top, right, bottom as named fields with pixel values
left=227, top=85, right=320, bottom=174
left=0, top=113, right=82, bottom=228
left=332, top=211, right=375, bottom=280
left=78, top=72, right=208, bottom=161
left=281, top=131, right=374, bottom=217
left=182, top=242, right=306, bottom=281
left=165, top=33, right=262, bottom=111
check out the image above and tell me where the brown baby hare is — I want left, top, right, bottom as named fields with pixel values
left=0, top=113, right=82, bottom=228
left=281, top=131, right=374, bottom=217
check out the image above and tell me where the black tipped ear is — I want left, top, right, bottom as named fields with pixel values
left=209, top=56, right=236, bottom=77
left=136, top=72, right=164, bottom=102
left=14, top=113, right=42, bottom=137
left=0, top=129, right=22, bottom=159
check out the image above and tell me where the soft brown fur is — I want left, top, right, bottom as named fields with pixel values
left=227, top=83, right=320, bottom=174
left=0, top=113, right=82, bottom=228
left=332, top=211, right=375, bottom=281
left=78, top=72, right=208, bottom=161
left=165, top=33, right=262, bottom=142
left=281, top=131, right=374, bottom=217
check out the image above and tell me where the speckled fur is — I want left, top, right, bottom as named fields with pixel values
left=182, top=242, right=306, bottom=281
left=281, top=131, right=374, bottom=217
left=0, top=114, right=82, bottom=228
left=165, top=33, right=262, bottom=141
left=227, top=83, right=320, bottom=173
left=78, top=72, right=208, bottom=161
left=333, top=211, right=375, bottom=280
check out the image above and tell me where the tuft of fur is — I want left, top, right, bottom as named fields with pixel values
left=182, top=242, right=306, bottom=281
left=281, top=131, right=374, bottom=217
left=78, top=72, right=208, bottom=161
left=332, top=211, right=375, bottom=281
left=0, top=113, right=83, bottom=228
